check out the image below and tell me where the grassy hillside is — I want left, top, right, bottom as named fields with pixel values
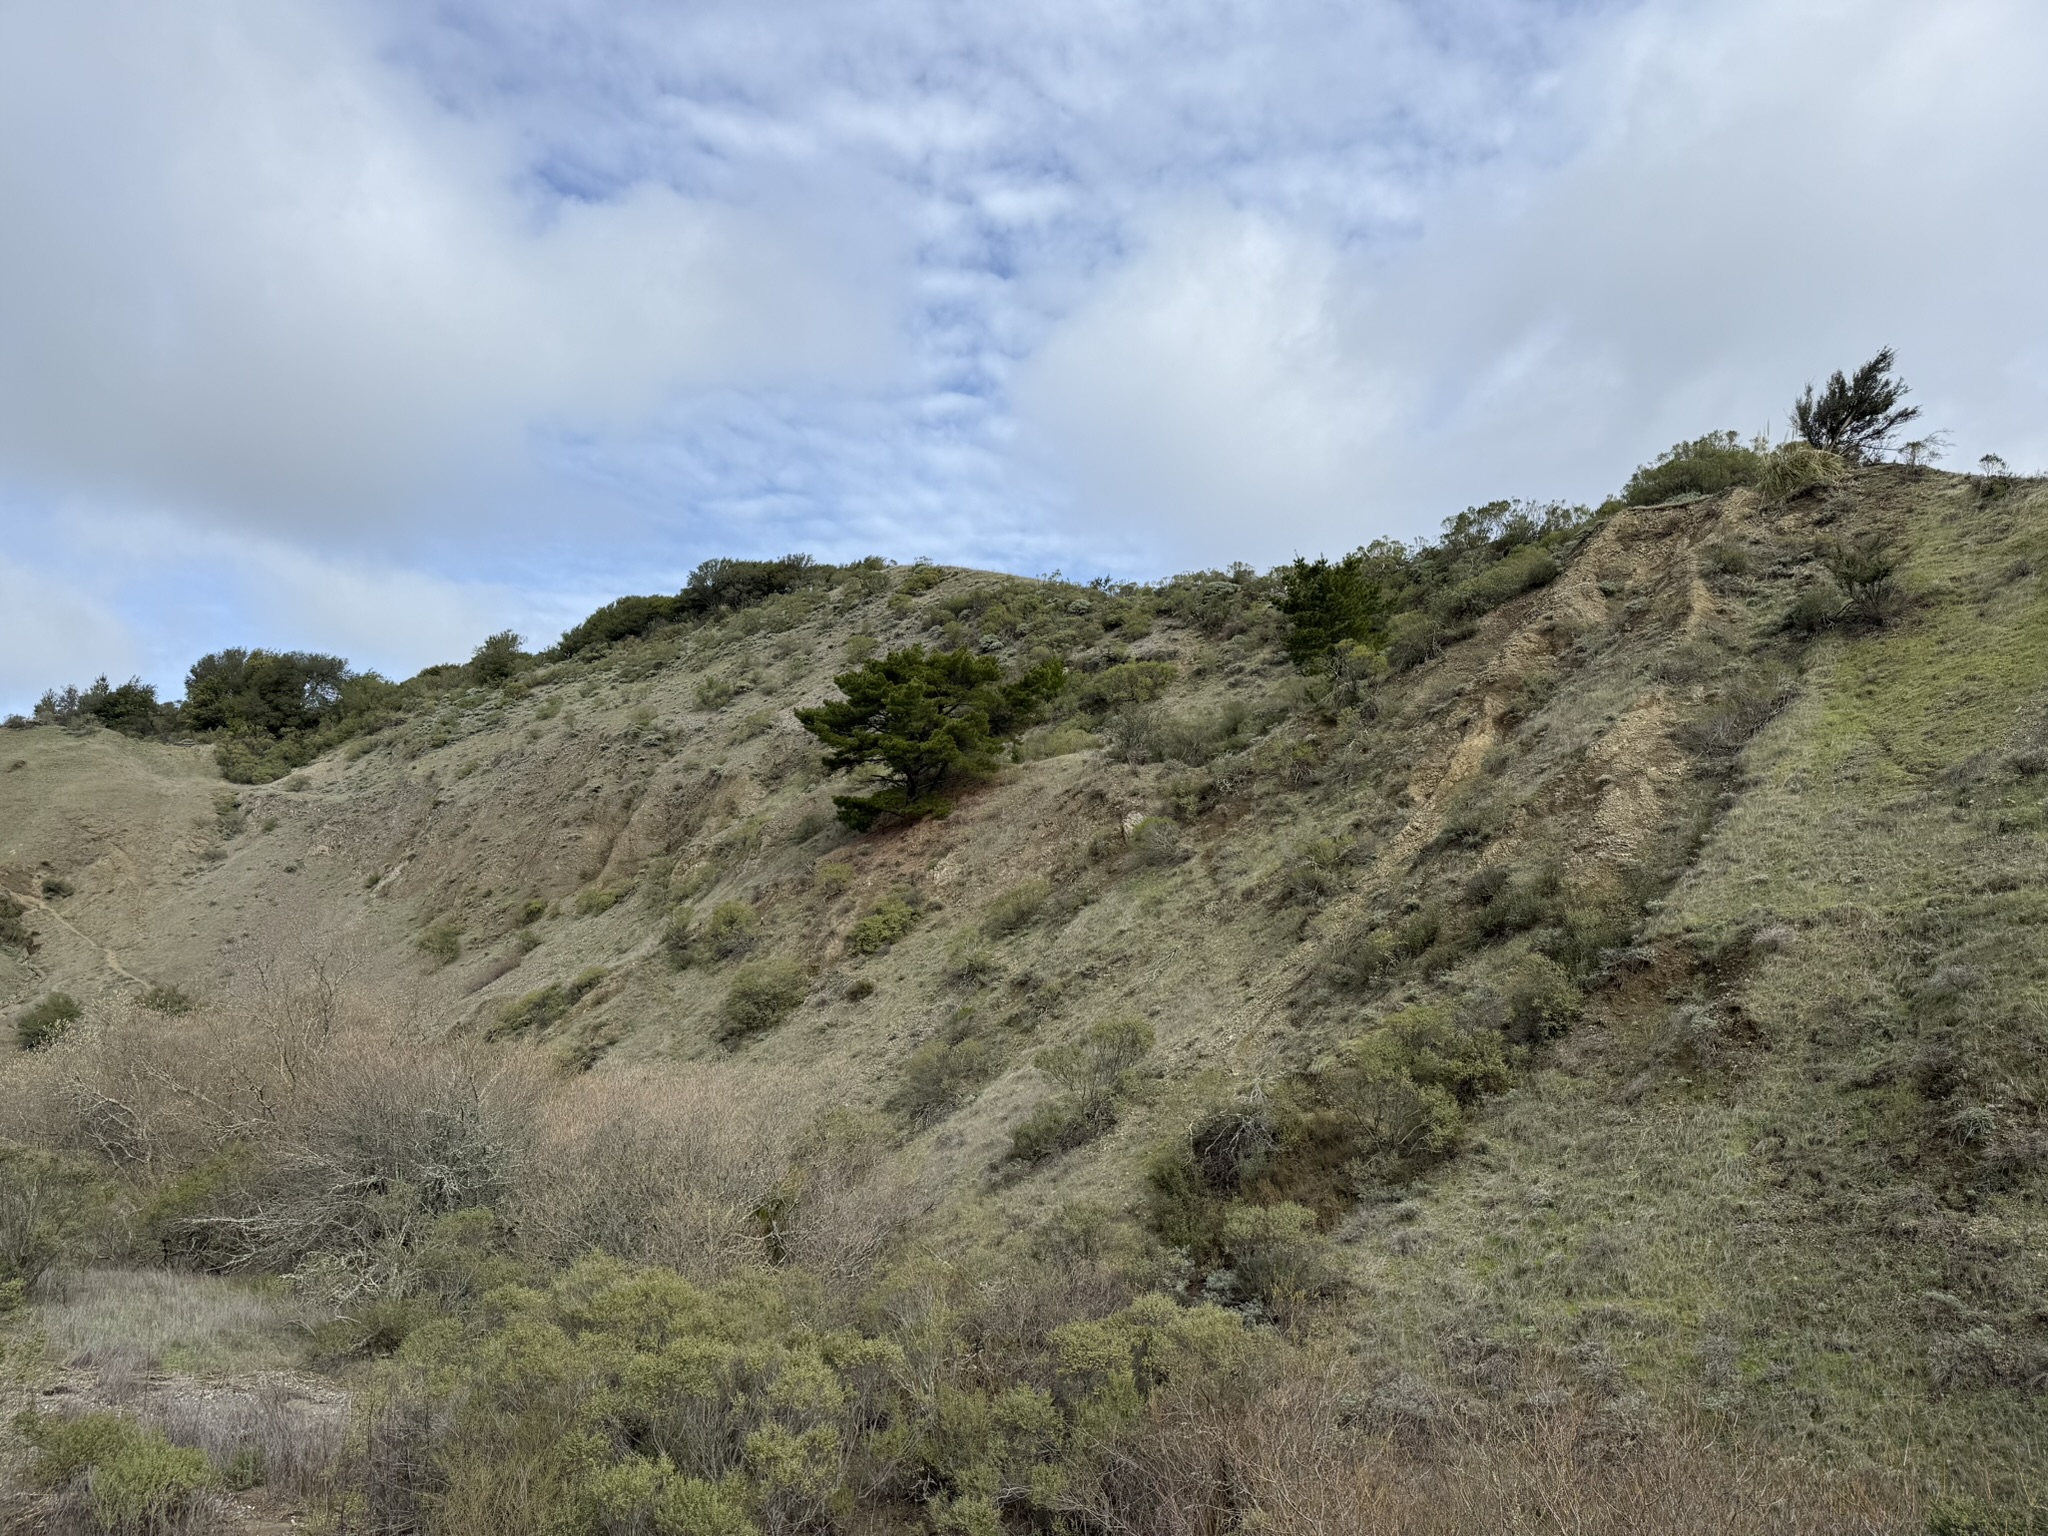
left=2, top=464, right=2044, bottom=1532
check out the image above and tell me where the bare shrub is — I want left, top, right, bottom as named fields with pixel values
left=516, top=1067, right=790, bottom=1281
left=1067, top=1354, right=1909, bottom=1536
left=0, top=980, right=550, bottom=1301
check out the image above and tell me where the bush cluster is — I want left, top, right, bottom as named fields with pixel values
left=16, top=991, right=80, bottom=1050
left=719, top=957, right=810, bottom=1042
left=1009, top=1017, right=1154, bottom=1165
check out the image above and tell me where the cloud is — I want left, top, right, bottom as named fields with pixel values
left=0, top=557, right=139, bottom=713
left=0, top=0, right=892, bottom=534
left=5, top=0, right=2046, bottom=712
left=1013, top=204, right=1392, bottom=558
left=1014, top=0, right=2048, bottom=563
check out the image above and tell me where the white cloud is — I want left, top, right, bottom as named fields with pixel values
left=1015, top=0, right=2048, bottom=563
left=0, top=558, right=139, bottom=712
left=1014, top=204, right=1392, bottom=556
left=0, top=0, right=891, bottom=533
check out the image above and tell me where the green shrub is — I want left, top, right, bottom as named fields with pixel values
left=1385, top=610, right=1456, bottom=671
left=1702, top=540, right=1751, bottom=576
left=1681, top=664, right=1797, bottom=754
left=1007, top=1099, right=1095, bottom=1165
left=814, top=861, right=856, bottom=896
left=469, top=630, right=527, bottom=685
left=16, top=1410, right=213, bottom=1529
left=847, top=896, right=918, bottom=955
left=16, top=991, right=80, bottom=1050
left=1011, top=1017, right=1154, bottom=1163
left=494, top=969, right=606, bottom=1037
left=216, top=1444, right=265, bottom=1492
left=890, top=1029, right=1006, bottom=1125
left=518, top=898, right=549, bottom=925
left=1473, top=864, right=1561, bottom=938
left=1622, top=431, right=1766, bottom=505
left=1783, top=585, right=1844, bottom=634
left=1821, top=531, right=1903, bottom=623
left=1499, top=954, right=1582, bottom=1041
left=1319, top=924, right=1396, bottom=991
left=693, top=675, right=737, bottom=711
left=417, top=921, right=462, bottom=967
left=981, top=879, right=1050, bottom=938
left=1218, top=1200, right=1341, bottom=1314
left=1437, top=544, right=1558, bottom=621
left=139, top=984, right=194, bottom=1016
left=719, top=958, right=809, bottom=1042
left=687, top=901, right=761, bottom=964
left=574, top=883, right=631, bottom=917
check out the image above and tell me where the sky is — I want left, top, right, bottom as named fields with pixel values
left=3, top=0, right=2046, bottom=712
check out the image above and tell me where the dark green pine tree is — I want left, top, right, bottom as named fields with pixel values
left=796, top=647, right=1066, bottom=830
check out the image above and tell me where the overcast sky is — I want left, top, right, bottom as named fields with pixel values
left=3, top=0, right=2044, bottom=711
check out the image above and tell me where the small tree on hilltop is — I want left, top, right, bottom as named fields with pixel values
left=1791, top=347, right=1921, bottom=462
left=796, top=646, right=1066, bottom=830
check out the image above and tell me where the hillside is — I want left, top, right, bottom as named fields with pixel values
left=3, top=462, right=2045, bottom=1532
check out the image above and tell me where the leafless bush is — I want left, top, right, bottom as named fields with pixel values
left=1067, top=1356, right=1909, bottom=1536
left=0, top=979, right=551, bottom=1301
left=516, top=1068, right=791, bottom=1280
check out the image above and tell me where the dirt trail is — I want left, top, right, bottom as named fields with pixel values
left=15, top=889, right=150, bottom=990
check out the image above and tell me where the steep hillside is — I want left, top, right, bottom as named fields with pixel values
left=4, top=463, right=2045, bottom=1530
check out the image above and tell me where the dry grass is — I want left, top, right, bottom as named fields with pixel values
left=35, top=1268, right=294, bottom=1383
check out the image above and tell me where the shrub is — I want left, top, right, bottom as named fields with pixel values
left=0, top=892, right=33, bottom=953
left=1680, top=664, right=1796, bottom=754
left=16, top=1410, right=214, bottom=1529
left=469, top=630, right=527, bottom=685
left=1436, top=544, right=1558, bottom=620
left=1791, top=346, right=1919, bottom=461
left=494, top=969, right=606, bottom=1037
left=693, top=675, right=737, bottom=711
left=718, top=958, right=809, bottom=1042
left=981, top=879, right=1050, bottom=938
left=693, top=901, right=761, bottom=962
left=17, top=991, right=80, bottom=1050
left=1622, top=431, right=1767, bottom=505
left=1756, top=441, right=1847, bottom=501
left=1012, top=1016, right=1155, bottom=1162
left=796, top=646, right=1066, bottom=830
left=1385, top=610, right=1458, bottom=671
left=1821, top=531, right=1903, bottom=623
left=814, top=861, right=855, bottom=896
left=1218, top=1200, right=1341, bottom=1316
left=847, top=896, right=918, bottom=955
left=417, top=921, right=462, bottom=967
left=574, top=884, right=630, bottom=917
left=1783, top=585, right=1843, bottom=634
left=139, top=984, right=194, bottom=1016
left=890, top=1029, right=1006, bottom=1125
left=1321, top=1005, right=1510, bottom=1189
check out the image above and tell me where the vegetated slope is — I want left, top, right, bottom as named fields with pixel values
left=2, top=463, right=2044, bottom=1518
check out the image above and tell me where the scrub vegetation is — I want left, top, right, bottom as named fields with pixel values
left=2, top=362, right=2044, bottom=1533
